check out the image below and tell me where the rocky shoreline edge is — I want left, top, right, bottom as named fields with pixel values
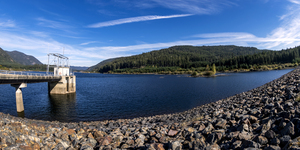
left=2, top=68, right=300, bottom=150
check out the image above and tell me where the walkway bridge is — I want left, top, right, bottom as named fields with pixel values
left=0, top=70, right=76, bottom=113
left=0, top=70, right=61, bottom=84
left=0, top=53, right=76, bottom=113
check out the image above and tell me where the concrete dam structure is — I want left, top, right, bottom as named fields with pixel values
left=0, top=53, right=76, bottom=113
left=48, top=67, right=76, bottom=94
left=47, top=53, right=76, bottom=95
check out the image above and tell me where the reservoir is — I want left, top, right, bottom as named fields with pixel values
left=0, top=69, right=293, bottom=122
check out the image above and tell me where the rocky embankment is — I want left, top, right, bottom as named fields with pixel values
left=2, top=69, right=300, bottom=150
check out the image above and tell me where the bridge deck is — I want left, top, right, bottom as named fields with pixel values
left=0, top=74, right=61, bottom=84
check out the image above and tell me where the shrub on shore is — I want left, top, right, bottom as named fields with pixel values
left=202, top=71, right=215, bottom=76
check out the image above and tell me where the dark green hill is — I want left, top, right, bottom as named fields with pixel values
left=214, top=46, right=300, bottom=71
left=6, top=50, right=42, bottom=65
left=87, top=58, right=116, bottom=71
left=91, top=45, right=264, bottom=73
left=0, top=48, right=47, bottom=71
left=0, top=47, right=18, bottom=65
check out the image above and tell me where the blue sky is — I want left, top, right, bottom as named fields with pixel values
left=1, top=0, right=300, bottom=67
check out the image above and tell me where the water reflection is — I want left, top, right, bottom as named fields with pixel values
left=0, top=69, right=294, bottom=121
left=17, top=111, right=25, bottom=118
left=48, top=93, right=77, bottom=122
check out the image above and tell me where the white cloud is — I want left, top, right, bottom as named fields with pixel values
left=0, top=20, right=15, bottom=28
left=150, top=0, right=235, bottom=14
left=29, top=31, right=49, bottom=38
left=82, top=29, right=300, bottom=57
left=289, top=0, right=300, bottom=4
left=258, top=0, right=300, bottom=49
left=0, top=31, right=105, bottom=66
left=87, top=14, right=193, bottom=28
left=36, top=17, right=72, bottom=30
left=83, top=37, right=256, bottom=53
left=193, top=32, right=257, bottom=39
left=80, top=41, right=97, bottom=45
left=94, top=0, right=236, bottom=15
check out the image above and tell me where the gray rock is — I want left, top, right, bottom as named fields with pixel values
left=87, top=138, right=97, bottom=148
left=2, top=144, right=19, bottom=150
left=263, top=145, right=281, bottom=150
left=193, top=137, right=206, bottom=149
left=270, top=138, right=280, bottom=145
left=242, top=140, right=260, bottom=149
left=53, top=143, right=66, bottom=150
left=281, top=121, right=295, bottom=136
left=206, top=133, right=218, bottom=144
left=237, top=123, right=252, bottom=132
left=215, top=119, right=227, bottom=129
left=232, top=140, right=242, bottom=149
left=265, top=130, right=276, bottom=139
left=238, top=132, right=252, bottom=140
left=255, top=136, right=268, bottom=145
left=283, top=136, right=300, bottom=150
left=169, top=141, right=182, bottom=150
left=146, top=143, right=164, bottom=150
left=202, top=123, right=214, bottom=135
left=280, top=135, right=291, bottom=147
left=80, top=145, right=93, bottom=150
left=204, top=143, right=220, bottom=150
left=261, top=119, right=272, bottom=134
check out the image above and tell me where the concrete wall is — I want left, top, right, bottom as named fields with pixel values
left=48, top=75, right=76, bottom=94
left=54, top=67, right=70, bottom=76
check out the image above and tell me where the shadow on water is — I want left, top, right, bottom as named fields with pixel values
left=17, top=111, right=25, bottom=118
left=48, top=93, right=77, bottom=122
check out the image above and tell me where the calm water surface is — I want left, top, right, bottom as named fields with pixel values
left=0, top=69, right=293, bottom=122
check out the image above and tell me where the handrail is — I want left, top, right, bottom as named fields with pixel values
left=0, top=70, right=56, bottom=77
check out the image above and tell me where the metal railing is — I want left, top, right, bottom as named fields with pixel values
left=0, top=70, right=55, bottom=77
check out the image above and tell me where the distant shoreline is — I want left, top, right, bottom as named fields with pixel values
left=83, top=66, right=296, bottom=77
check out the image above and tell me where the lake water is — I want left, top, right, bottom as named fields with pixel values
left=0, top=69, right=293, bottom=122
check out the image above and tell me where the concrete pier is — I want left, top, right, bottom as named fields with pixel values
left=0, top=53, right=77, bottom=113
left=11, top=83, right=27, bottom=112
left=48, top=75, right=76, bottom=94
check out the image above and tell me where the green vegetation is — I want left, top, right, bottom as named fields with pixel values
left=201, top=71, right=215, bottom=76
left=212, top=64, right=216, bottom=74
left=88, top=58, right=116, bottom=71
left=6, top=50, right=42, bottom=65
left=0, top=47, right=17, bottom=65
left=296, top=92, right=300, bottom=102
left=0, top=47, right=47, bottom=71
left=90, top=45, right=300, bottom=75
left=0, top=63, right=48, bottom=71
left=213, top=46, right=300, bottom=71
left=91, top=45, right=264, bottom=73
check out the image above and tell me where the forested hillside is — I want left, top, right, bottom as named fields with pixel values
left=88, top=58, right=116, bottom=71
left=0, top=47, right=46, bottom=71
left=92, top=45, right=264, bottom=73
left=6, top=50, right=42, bottom=65
left=0, top=47, right=18, bottom=65
left=214, top=46, right=300, bottom=71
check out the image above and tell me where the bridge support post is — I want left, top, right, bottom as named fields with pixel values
left=48, top=75, right=76, bottom=94
left=11, top=83, right=27, bottom=112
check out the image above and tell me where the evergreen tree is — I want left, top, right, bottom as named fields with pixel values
left=212, top=64, right=216, bottom=74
